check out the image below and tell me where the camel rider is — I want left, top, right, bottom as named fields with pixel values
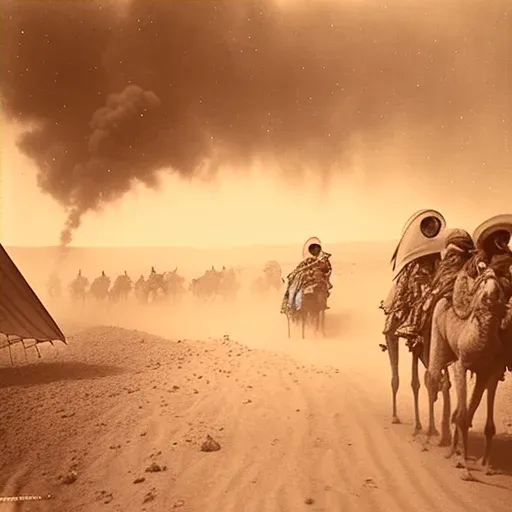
left=380, top=211, right=449, bottom=344
left=281, top=237, right=333, bottom=314
left=466, top=229, right=512, bottom=277
left=394, top=229, right=475, bottom=344
left=307, top=243, right=333, bottom=293
left=464, top=219, right=512, bottom=301
left=382, top=253, right=439, bottom=340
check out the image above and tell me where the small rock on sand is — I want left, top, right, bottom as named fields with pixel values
left=61, top=471, right=78, bottom=484
left=145, top=462, right=166, bottom=472
left=200, top=435, right=221, bottom=452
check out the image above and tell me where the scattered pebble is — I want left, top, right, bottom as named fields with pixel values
left=145, top=462, right=166, bottom=472
left=143, top=490, right=156, bottom=503
left=201, top=435, right=221, bottom=452
left=363, top=478, right=378, bottom=489
left=61, top=471, right=77, bottom=485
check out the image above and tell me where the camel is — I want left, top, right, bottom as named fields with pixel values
left=89, top=271, right=111, bottom=301
left=190, top=267, right=223, bottom=301
left=109, top=271, right=132, bottom=302
left=286, top=282, right=328, bottom=339
left=426, top=266, right=510, bottom=480
left=162, top=267, right=186, bottom=302
left=134, top=275, right=148, bottom=303
left=218, top=267, right=239, bottom=302
left=379, top=209, right=456, bottom=439
left=252, top=261, right=284, bottom=295
left=69, top=269, right=89, bottom=305
left=146, top=271, right=166, bottom=303
left=381, top=308, right=452, bottom=442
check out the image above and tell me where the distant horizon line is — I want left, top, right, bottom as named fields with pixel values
left=4, top=239, right=397, bottom=250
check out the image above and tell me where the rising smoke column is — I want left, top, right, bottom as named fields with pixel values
left=59, top=85, right=162, bottom=245
left=1, top=0, right=510, bottom=244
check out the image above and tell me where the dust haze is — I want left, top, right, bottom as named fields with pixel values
left=5, top=240, right=512, bottom=511
left=2, top=0, right=510, bottom=245
left=3, top=2, right=512, bottom=509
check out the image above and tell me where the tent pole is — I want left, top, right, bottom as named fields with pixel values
left=7, top=339, right=14, bottom=366
left=22, top=341, right=28, bottom=363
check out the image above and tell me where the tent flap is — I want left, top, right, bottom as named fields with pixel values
left=0, top=244, right=65, bottom=345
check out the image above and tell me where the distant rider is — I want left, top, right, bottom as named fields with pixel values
left=281, top=238, right=333, bottom=315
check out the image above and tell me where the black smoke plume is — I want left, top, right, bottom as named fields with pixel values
left=1, top=0, right=510, bottom=244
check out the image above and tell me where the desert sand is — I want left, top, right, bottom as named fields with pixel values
left=1, top=244, right=512, bottom=512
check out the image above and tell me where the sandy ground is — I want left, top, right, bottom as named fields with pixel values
left=2, top=252, right=512, bottom=511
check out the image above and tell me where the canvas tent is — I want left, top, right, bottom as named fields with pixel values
left=0, top=243, right=65, bottom=352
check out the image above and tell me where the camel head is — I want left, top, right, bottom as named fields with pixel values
left=124, top=270, right=128, bottom=276
left=102, top=270, right=105, bottom=277
left=472, top=268, right=507, bottom=321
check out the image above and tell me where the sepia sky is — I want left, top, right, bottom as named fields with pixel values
left=1, top=0, right=510, bottom=247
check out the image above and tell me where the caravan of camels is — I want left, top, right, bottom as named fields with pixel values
left=380, top=210, right=512, bottom=481
left=8, top=210, right=512, bottom=481
left=57, top=263, right=278, bottom=305
left=50, top=237, right=332, bottom=339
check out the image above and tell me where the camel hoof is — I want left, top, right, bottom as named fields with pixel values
left=426, top=428, right=439, bottom=437
left=461, top=470, right=477, bottom=482
left=413, top=426, right=423, bottom=436
left=392, top=416, right=401, bottom=425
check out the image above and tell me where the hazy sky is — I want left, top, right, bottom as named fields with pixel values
left=1, top=0, right=510, bottom=247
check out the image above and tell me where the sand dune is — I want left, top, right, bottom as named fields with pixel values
left=2, top=246, right=512, bottom=511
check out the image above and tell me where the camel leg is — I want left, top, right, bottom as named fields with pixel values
left=301, top=313, right=306, bottom=339
left=439, top=368, right=452, bottom=446
left=452, top=361, right=475, bottom=481
left=386, top=334, right=401, bottom=424
left=426, top=369, right=440, bottom=437
left=411, top=351, right=422, bottom=434
left=467, top=373, right=488, bottom=428
left=482, top=370, right=501, bottom=475
left=447, top=407, right=460, bottom=459
left=449, top=372, right=491, bottom=458
left=287, top=315, right=291, bottom=339
left=426, top=302, right=452, bottom=439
